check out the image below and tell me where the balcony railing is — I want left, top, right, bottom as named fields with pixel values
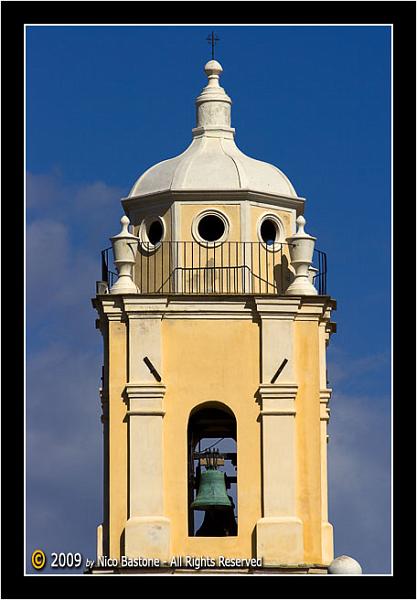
left=100, top=241, right=327, bottom=296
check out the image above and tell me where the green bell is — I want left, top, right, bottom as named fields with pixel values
left=191, top=469, right=232, bottom=511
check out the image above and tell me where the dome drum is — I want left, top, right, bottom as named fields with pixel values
left=103, top=59, right=327, bottom=299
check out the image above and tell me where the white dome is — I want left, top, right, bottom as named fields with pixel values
left=128, top=60, right=298, bottom=199
left=129, top=136, right=297, bottom=198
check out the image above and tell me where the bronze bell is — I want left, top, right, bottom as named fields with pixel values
left=191, top=469, right=232, bottom=511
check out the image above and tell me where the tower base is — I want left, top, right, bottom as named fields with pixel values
left=321, top=521, right=334, bottom=564
left=87, top=565, right=329, bottom=575
left=256, top=517, right=304, bottom=566
left=124, top=516, right=171, bottom=562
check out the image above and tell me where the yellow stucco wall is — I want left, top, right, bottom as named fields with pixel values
left=130, top=202, right=298, bottom=294
left=180, top=204, right=241, bottom=242
left=102, top=298, right=331, bottom=564
left=250, top=205, right=293, bottom=242
left=294, top=319, right=323, bottom=564
left=132, top=204, right=172, bottom=241
left=133, top=204, right=172, bottom=292
left=162, top=317, right=262, bottom=558
left=250, top=206, right=294, bottom=293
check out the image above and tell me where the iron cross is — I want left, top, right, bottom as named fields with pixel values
left=207, top=31, right=220, bottom=60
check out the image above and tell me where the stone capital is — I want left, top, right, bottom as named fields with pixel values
left=254, top=297, right=300, bottom=320
left=122, top=297, right=168, bottom=317
left=294, top=301, right=326, bottom=322
left=92, top=296, right=124, bottom=321
left=258, top=384, right=298, bottom=415
left=124, top=384, right=166, bottom=416
left=320, top=388, right=332, bottom=422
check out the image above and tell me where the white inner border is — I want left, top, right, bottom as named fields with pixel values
left=23, top=23, right=393, bottom=578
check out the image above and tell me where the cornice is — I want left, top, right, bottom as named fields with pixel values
left=93, top=294, right=337, bottom=324
left=122, top=296, right=168, bottom=316
left=162, top=298, right=254, bottom=320
left=92, top=296, right=124, bottom=321
left=122, top=189, right=305, bottom=214
left=294, top=297, right=336, bottom=322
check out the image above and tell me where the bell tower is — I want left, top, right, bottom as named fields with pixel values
left=92, top=58, right=336, bottom=573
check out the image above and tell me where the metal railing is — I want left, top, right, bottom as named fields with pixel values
left=100, top=241, right=327, bottom=296
left=313, top=248, right=327, bottom=296
left=101, top=247, right=117, bottom=289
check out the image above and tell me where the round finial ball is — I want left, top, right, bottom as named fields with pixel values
left=296, top=215, right=306, bottom=227
left=121, top=215, right=130, bottom=225
left=328, top=555, right=362, bottom=574
left=204, top=60, right=223, bottom=77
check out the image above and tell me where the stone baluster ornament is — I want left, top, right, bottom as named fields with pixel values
left=308, top=266, right=319, bottom=285
left=110, top=216, right=140, bottom=294
left=285, top=216, right=318, bottom=296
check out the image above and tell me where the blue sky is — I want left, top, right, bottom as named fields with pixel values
left=26, top=25, right=391, bottom=574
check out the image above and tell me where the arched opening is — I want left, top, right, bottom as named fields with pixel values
left=187, top=403, right=238, bottom=537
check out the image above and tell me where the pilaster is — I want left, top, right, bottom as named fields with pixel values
left=320, top=387, right=333, bottom=563
left=101, top=301, right=127, bottom=559
left=254, top=297, right=300, bottom=383
left=255, top=383, right=304, bottom=565
left=254, top=299, right=304, bottom=564
left=123, top=383, right=170, bottom=561
left=120, top=299, right=171, bottom=561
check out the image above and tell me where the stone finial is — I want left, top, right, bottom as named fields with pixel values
left=285, top=215, right=318, bottom=296
left=109, top=215, right=140, bottom=294
left=112, top=215, right=136, bottom=240
left=295, top=215, right=306, bottom=236
left=204, top=60, right=223, bottom=85
left=193, top=60, right=233, bottom=135
left=328, top=555, right=362, bottom=574
left=120, top=215, right=130, bottom=233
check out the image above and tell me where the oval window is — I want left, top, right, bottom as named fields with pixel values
left=147, top=220, right=163, bottom=245
left=260, top=219, right=277, bottom=245
left=198, top=214, right=225, bottom=242
left=139, top=216, right=165, bottom=251
left=258, top=215, right=284, bottom=250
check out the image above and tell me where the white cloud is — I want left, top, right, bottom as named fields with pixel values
left=26, top=219, right=70, bottom=290
left=328, top=392, right=391, bottom=573
left=26, top=341, right=103, bottom=573
left=26, top=169, right=69, bottom=210
left=327, top=348, right=390, bottom=385
left=26, top=171, right=123, bottom=328
left=25, top=171, right=123, bottom=571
